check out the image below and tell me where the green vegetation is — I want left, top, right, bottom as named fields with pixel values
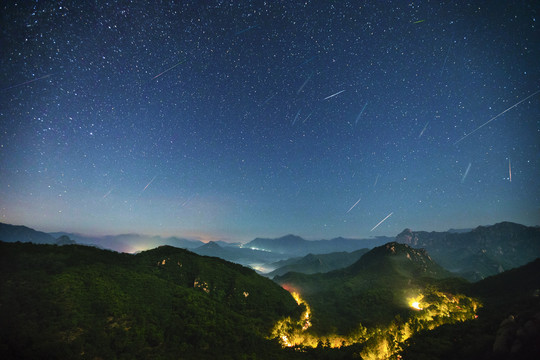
left=275, top=242, right=461, bottom=332
left=0, top=241, right=303, bottom=359
left=1, top=240, right=537, bottom=359
left=272, top=243, right=481, bottom=358
left=399, top=258, right=540, bottom=360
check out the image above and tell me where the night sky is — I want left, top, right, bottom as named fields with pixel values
left=1, top=1, right=539, bottom=243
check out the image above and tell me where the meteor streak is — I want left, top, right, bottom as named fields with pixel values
left=292, top=109, right=301, bottom=125
left=419, top=121, right=429, bottom=138
left=152, top=60, right=186, bottom=80
left=370, top=212, right=393, bottom=232
left=262, top=93, right=276, bottom=105
left=461, top=163, right=471, bottom=183
left=142, top=176, right=157, bottom=193
left=181, top=194, right=197, bottom=208
left=355, top=102, right=368, bottom=125
left=235, top=24, right=258, bottom=35
left=323, top=89, right=345, bottom=100
left=509, top=159, right=512, bottom=182
left=297, top=73, right=313, bottom=94
left=2, top=74, right=52, bottom=91
left=102, top=188, right=113, bottom=199
left=346, top=197, right=361, bottom=213
left=454, top=89, right=540, bottom=145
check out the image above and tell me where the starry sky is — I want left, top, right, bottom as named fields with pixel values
left=1, top=1, right=539, bottom=243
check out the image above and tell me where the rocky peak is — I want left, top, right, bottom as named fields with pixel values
left=55, top=235, right=76, bottom=245
left=396, top=228, right=419, bottom=246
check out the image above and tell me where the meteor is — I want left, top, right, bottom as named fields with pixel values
left=292, top=109, right=301, bottom=125
left=370, top=212, right=393, bottom=232
left=355, top=102, right=368, bottom=125
left=302, top=112, right=312, bottom=124
left=297, top=73, right=313, bottom=94
left=142, top=176, right=157, bottom=193
left=454, top=89, right=540, bottom=145
left=235, top=24, right=258, bottom=35
left=2, top=74, right=52, bottom=91
left=373, top=174, right=380, bottom=187
left=152, top=59, right=186, bottom=80
left=102, top=188, right=113, bottom=199
left=419, top=121, right=429, bottom=138
left=323, top=89, right=345, bottom=100
left=346, top=197, right=361, bottom=213
left=461, top=163, right=471, bottom=183
left=509, top=159, right=512, bottom=182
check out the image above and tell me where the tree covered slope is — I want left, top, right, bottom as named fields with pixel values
left=0, top=241, right=303, bottom=360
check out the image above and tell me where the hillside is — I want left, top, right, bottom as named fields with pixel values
left=400, top=258, right=540, bottom=359
left=274, top=242, right=459, bottom=332
left=266, top=248, right=370, bottom=278
left=0, top=241, right=303, bottom=360
left=269, top=242, right=480, bottom=359
left=395, top=222, right=540, bottom=281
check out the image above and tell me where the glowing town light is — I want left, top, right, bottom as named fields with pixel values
left=408, top=295, right=424, bottom=310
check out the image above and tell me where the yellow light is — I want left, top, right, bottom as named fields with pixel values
left=410, top=301, right=422, bottom=310
left=408, top=294, right=424, bottom=310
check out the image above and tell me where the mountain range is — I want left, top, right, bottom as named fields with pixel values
left=245, top=234, right=393, bottom=257
left=1, top=221, right=539, bottom=281
left=395, top=221, right=540, bottom=281
left=191, top=241, right=286, bottom=268
left=0, top=229, right=538, bottom=359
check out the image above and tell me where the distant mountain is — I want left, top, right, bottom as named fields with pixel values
left=0, top=241, right=302, bottom=360
left=245, top=234, right=392, bottom=257
left=213, top=240, right=242, bottom=248
left=266, top=248, right=369, bottom=278
left=447, top=227, right=473, bottom=233
left=55, top=235, right=76, bottom=245
left=274, top=242, right=458, bottom=332
left=192, top=241, right=286, bottom=268
left=395, top=221, right=540, bottom=281
left=0, top=222, right=56, bottom=244
left=49, top=231, right=204, bottom=253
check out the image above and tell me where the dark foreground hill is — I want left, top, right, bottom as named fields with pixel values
left=0, top=241, right=304, bottom=360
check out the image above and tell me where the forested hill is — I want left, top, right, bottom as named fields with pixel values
left=274, top=242, right=463, bottom=332
left=0, top=241, right=304, bottom=360
left=400, top=258, right=540, bottom=359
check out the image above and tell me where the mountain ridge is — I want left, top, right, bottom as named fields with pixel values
left=0, top=240, right=302, bottom=359
left=395, top=221, right=540, bottom=280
